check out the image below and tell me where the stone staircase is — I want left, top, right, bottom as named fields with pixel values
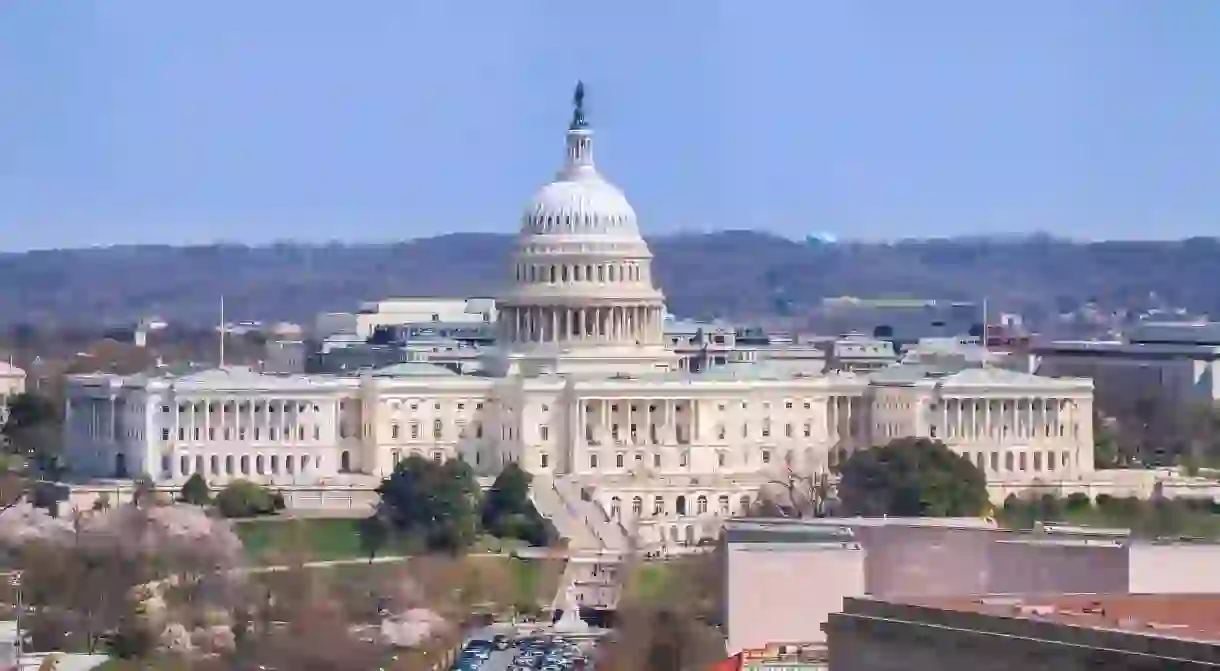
left=531, top=475, right=634, bottom=615
left=529, top=475, right=600, bottom=549
left=550, top=476, right=631, bottom=551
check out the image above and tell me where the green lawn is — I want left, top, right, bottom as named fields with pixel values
left=627, top=562, right=678, bottom=603
left=233, top=518, right=419, bottom=563
left=233, top=517, right=542, bottom=564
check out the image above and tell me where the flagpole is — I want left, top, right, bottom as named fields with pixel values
left=219, top=295, right=226, bottom=367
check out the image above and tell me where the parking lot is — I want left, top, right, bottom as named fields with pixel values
left=451, top=629, right=596, bottom=671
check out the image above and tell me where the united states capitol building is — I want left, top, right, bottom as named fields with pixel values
left=63, top=87, right=1097, bottom=548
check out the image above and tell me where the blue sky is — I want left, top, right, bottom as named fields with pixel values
left=1, top=1, right=1218, bottom=250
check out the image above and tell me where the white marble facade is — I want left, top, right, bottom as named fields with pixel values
left=62, top=87, right=1095, bottom=543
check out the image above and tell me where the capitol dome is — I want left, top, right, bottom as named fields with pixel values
left=522, top=179, right=639, bottom=237
left=490, top=82, right=677, bottom=377
left=518, top=82, right=639, bottom=239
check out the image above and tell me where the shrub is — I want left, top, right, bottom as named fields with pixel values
left=215, top=480, right=278, bottom=518
left=1094, top=493, right=1115, bottom=509
left=179, top=473, right=211, bottom=505
left=1065, top=492, right=1092, bottom=511
left=1037, top=494, right=1065, bottom=520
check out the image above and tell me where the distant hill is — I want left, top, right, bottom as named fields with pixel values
left=1, top=231, right=1218, bottom=329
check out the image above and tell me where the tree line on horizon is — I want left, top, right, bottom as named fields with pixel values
left=1, top=232, right=1219, bottom=329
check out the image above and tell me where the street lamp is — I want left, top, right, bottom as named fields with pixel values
left=6, top=571, right=23, bottom=670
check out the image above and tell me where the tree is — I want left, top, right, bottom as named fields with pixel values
left=755, top=452, right=835, bottom=518
left=357, top=511, right=392, bottom=564
left=215, top=480, right=277, bottom=518
left=377, top=455, right=481, bottom=553
left=480, top=462, right=555, bottom=546
left=179, top=473, right=211, bottom=505
left=837, top=437, right=989, bottom=517
left=599, top=536, right=725, bottom=671
left=2, top=391, right=62, bottom=472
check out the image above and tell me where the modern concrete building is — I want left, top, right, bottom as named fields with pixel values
left=1035, top=320, right=1220, bottom=406
left=719, top=518, right=1220, bottom=654
left=826, top=594, right=1220, bottom=670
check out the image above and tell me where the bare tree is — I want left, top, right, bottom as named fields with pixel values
left=597, top=531, right=726, bottom=671
left=755, top=452, right=835, bottom=518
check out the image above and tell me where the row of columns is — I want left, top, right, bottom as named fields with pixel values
left=503, top=304, right=664, bottom=346
left=167, top=398, right=334, bottom=445
left=581, top=398, right=696, bottom=446
left=934, top=396, right=1081, bottom=441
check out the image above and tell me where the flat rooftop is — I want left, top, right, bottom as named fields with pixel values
left=901, top=594, right=1220, bottom=644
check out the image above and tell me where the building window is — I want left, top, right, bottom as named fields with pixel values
left=679, top=451, right=689, bottom=467
left=719, top=495, right=730, bottom=515
left=762, top=420, right=771, bottom=438
left=784, top=423, right=793, bottom=438
left=410, top=422, right=420, bottom=439
left=632, top=497, right=643, bottom=516
left=653, top=496, right=664, bottom=515
left=391, top=424, right=400, bottom=440
left=697, top=496, right=708, bottom=515
left=653, top=453, right=661, bottom=467
left=161, top=428, right=170, bottom=441
left=540, top=426, right=550, bottom=441
left=716, top=425, right=726, bottom=440
left=762, top=450, right=771, bottom=464
left=433, top=452, right=442, bottom=463
left=433, top=420, right=443, bottom=440
left=717, top=452, right=725, bottom=467
left=590, top=453, right=599, bottom=469
left=180, top=455, right=190, bottom=475
left=616, top=453, right=624, bottom=468
left=540, top=453, right=549, bottom=468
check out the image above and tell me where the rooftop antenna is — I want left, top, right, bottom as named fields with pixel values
left=219, top=295, right=226, bottom=368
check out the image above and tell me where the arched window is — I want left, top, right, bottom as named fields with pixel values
left=696, top=495, right=708, bottom=514
left=549, top=266, right=557, bottom=283
left=256, top=455, right=265, bottom=475
left=341, top=450, right=352, bottom=472
left=180, top=455, right=190, bottom=475
left=718, top=495, right=730, bottom=515
left=676, top=495, right=687, bottom=516
left=610, top=496, right=621, bottom=520
left=632, top=496, right=643, bottom=516
left=210, top=455, right=219, bottom=475
left=240, top=455, right=250, bottom=475
left=225, top=455, right=234, bottom=475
